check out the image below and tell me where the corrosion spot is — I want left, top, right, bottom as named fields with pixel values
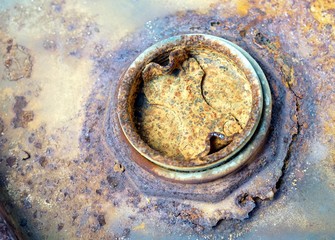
left=12, top=96, right=34, bottom=128
left=107, top=176, right=119, bottom=188
left=6, top=156, right=16, bottom=168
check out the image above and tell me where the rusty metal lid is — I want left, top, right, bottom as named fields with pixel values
left=117, top=34, right=269, bottom=174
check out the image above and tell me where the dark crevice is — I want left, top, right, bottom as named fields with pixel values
left=275, top=94, right=301, bottom=193
left=207, top=133, right=233, bottom=155
left=237, top=193, right=254, bottom=208
left=227, top=33, right=303, bottom=218
left=243, top=196, right=268, bottom=220
left=230, top=113, right=243, bottom=130
left=241, top=104, right=301, bottom=224
left=285, top=72, right=303, bottom=100
left=274, top=55, right=303, bottom=192
left=198, top=62, right=213, bottom=109
left=22, top=151, right=31, bottom=161
left=253, top=31, right=303, bottom=198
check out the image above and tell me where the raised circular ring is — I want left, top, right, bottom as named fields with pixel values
left=117, top=34, right=271, bottom=180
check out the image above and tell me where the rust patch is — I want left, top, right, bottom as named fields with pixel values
left=253, top=32, right=300, bottom=97
left=104, top=27, right=294, bottom=203
left=141, top=48, right=251, bottom=162
left=11, top=96, right=34, bottom=129
left=6, top=156, right=16, bottom=168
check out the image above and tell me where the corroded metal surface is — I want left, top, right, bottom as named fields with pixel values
left=117, top=34, right=266, bottom=173
left=0, top=0, right=334, bottom=239
left=116, top=34, right=272, bottom=182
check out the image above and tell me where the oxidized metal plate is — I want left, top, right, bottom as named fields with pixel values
left=117, top=34, right=271, bottom=179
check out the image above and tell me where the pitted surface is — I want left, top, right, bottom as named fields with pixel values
left=0, top=0, right=334, bottom=239
left=118, top=37, right=265, bottom=172
left=140, top=48, right=253, bottom=161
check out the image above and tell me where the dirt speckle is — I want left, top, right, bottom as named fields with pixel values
left=106, top=176, right=119, bottom=188
left=58, top=223, right=64, bottom=231
left=43, top=39, right=58, bottom=51
left=19, top=218, right=27, bottom=227
left=34, top=142, right=42, bottom=149
left=254, top=32, right=272, bottom=47
left=6, top=156, right=16, bottom=168
left=28, top=133, right=35, bottom=143
left=38, top=156, right=48, bottom=167
left=97, top=215, right=106, bottom=227
left=0, top=118, right=4, bottom=134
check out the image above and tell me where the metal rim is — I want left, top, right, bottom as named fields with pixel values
left=117, top=34, right=271, bottom=178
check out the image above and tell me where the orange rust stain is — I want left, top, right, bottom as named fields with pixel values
left=236, top=0, right=250, bottom=16
left=141, top=48, right=252, bottom=160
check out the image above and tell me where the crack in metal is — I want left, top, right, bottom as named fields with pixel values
left=275, top=94, right=301, bottom=192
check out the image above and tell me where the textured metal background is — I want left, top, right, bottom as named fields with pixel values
left=0, top=0, right=334, bottom=239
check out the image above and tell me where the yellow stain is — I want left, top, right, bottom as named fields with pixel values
left=236, top=0, right=250, bottom=16
left=310, top=0, right=335, bottom=25
left=133, top=222, right=146, bottom=231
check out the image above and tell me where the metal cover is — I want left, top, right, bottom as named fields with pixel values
left=117, top=34, right=271, bottom=177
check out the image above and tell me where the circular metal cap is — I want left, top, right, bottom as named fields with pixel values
left=117, top=34, right=271, bottom=179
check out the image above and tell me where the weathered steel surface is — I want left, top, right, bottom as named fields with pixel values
left=117, top=35, right=265, bottom=172
left=115, top=34, right=273, bottom=183
left=0, top=0, right=334, bottom=239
